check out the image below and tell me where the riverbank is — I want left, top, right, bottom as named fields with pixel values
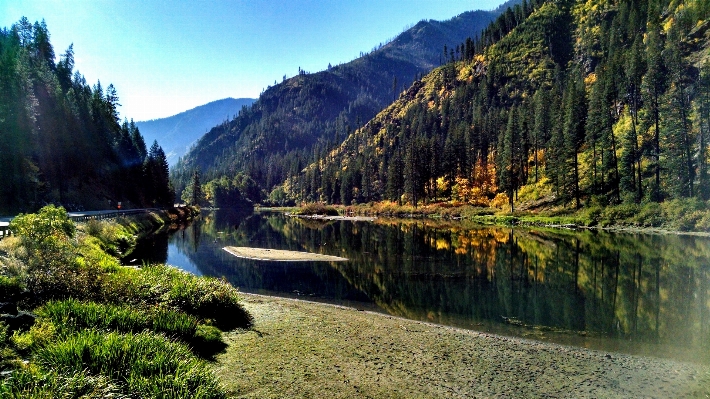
left=269, top=198, right=710, bottom=235
left=214, top=294, right=710, bottom=398
left=0, top=206, right=246, bottom=397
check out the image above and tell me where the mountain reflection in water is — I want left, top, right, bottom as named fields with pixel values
left=133, top=209, right=710, bottom=364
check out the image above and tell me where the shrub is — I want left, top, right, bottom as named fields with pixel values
left=579, top=206, right=602, bottom=226
left=633, top=202, right=664, bottom=227
left=599, top=203, right=639, bottom=227
left=490, top=193, right=510, bottom=210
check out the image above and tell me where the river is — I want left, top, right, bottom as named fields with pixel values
left=130, top=208, right=710, bottom=364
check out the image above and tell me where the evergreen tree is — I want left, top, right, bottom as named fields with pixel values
left=562, top=70, right=587, bottom=208
left=641, top=27, right=666, bottom=201
left=181, top=170, right=204, bottom=206
left=698, top=61, right=710, bottom=200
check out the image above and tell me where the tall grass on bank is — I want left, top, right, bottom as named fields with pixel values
left=105, top=265, right=253, bottom=330
left=38, top=299, right=198, bottom=342
left=292, top=203, right=340, bottom=216
left=34, top=330, right=225, bottom=399
left=0, top=369, right=126, bottom=399
left=0, top=206, right=245, bottom=398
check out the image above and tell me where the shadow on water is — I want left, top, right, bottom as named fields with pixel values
left=135, top=208, right=710, bottom=364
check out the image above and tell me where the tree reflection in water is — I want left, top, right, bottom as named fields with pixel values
left=153, top=209, right=710, bottom=364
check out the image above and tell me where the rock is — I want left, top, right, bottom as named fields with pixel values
left=0, top=302, right=18, bottom=316
left=0, top=311, right=36, bottom=332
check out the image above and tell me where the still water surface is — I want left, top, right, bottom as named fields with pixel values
left=133, top=209, right=710, bottom=364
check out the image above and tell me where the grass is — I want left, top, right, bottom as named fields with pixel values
left=37, top=299, right=198, bottom=342
left=35, top=330, right=225, bottom=399
left=292, top=202, right=340, bottom=216
left=0, top=205, right=246, bottom=398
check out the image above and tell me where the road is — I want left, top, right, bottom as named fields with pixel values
left=0, top=208, right=159, bottom=236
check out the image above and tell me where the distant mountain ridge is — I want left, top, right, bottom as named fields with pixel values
left=172, top=7, right=505, bottom=195
left=136, top=98, right=255, bottom=166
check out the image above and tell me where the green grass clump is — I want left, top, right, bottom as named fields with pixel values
left=34, top=330, right=225, bottom=399
left=37, top=299, right=198, bottom=342
left=0, top=369, right=125, bottom=399
left=120, top=265, right=253, bottom=330
left=295, top=203, right=340, bottom=216
left=191, top=324, right=226, bottom=358
left=83, top=219, right=136, bottom=257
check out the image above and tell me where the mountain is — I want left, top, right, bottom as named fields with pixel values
left=286, top=0, right=710, bottom=210
left=135, top=98, right=255, bottom=166
left=172, top=7, right=505, bottom=197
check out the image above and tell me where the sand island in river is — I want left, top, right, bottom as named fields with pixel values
left=223, top=246, right=348, bottom=262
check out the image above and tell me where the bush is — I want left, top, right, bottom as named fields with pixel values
left=579, top=206, right=602, bottom=226
left=633, top=202, right=664, bottom=227
left=599, top=203, right=639, bottom=227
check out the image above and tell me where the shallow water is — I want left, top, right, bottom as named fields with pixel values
left=131, top=209, right=710, bottom=364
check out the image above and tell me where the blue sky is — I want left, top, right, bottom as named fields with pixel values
left=1, top=1, right=506, bottom=121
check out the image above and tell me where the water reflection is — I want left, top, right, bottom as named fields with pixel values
left=152, top=209, right=710, bottom=364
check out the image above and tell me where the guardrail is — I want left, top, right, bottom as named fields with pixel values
left=0, top=208, right=159, bottom=239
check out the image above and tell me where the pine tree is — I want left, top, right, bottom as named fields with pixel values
left=562, top=70, right=588, bottom=208
left=698, top=61, right=710, bottom=200
left=660, top=23, right=694, bottom=198
left=641, top=27, right=666, bottom=201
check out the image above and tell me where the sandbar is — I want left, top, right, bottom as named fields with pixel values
left=223, top=246, right=348, bottom=262
left=214, top=294, right=710, bottom=398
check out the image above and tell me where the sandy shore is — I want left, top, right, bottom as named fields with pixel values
left=213, top=294, right=710, bottom=398
left=223, top=246, right=348, bottom=262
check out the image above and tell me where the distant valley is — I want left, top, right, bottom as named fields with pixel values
left=136, top=98, right=255, bottom=166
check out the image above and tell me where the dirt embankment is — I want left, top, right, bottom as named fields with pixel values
left=214, top=294, right=710, bottom=399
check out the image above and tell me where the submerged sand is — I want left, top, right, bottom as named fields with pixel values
left=214, top=294, right=710, bottom=398
left=223, top=246, right=348, bottom=262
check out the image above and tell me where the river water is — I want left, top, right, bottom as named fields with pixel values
left=131, top=209, right=710, bottom=364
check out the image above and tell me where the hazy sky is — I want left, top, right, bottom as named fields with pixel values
left=1, top=0, right=505, bottom=121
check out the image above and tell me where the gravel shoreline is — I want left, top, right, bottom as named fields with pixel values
left=213, top=294, right=710, bottom=398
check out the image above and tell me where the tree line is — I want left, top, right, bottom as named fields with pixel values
left=0, top=18, right=173, bottom=214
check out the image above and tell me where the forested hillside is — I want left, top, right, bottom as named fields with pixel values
left=171, top=7, right=506, bottom=200
left=287, top=0, right=710, bottom=212
left=136, top=97, right=255, bottom=166
left=0, top=18, right=173, bottom=214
